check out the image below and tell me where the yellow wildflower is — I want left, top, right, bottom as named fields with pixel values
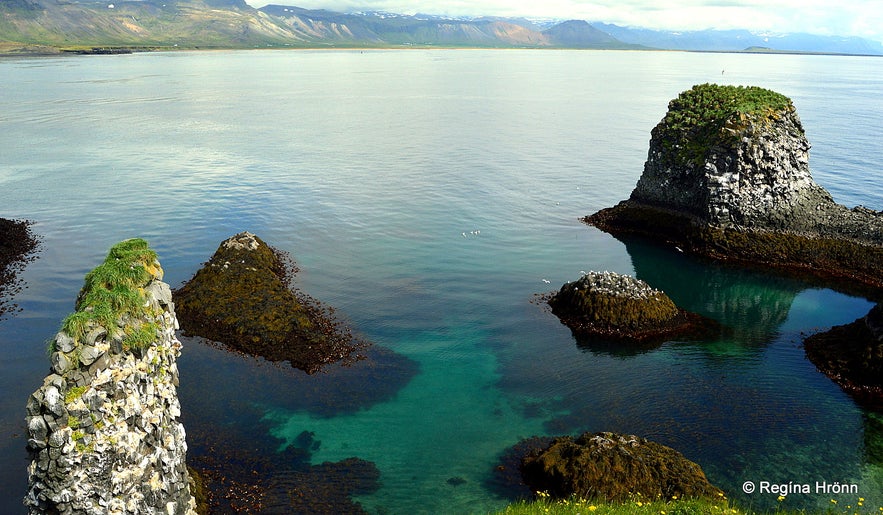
left=588, top=507, right=597, bottom=512
left=831, top=499, right=838, bottom=504
left=777, top=496, right=786, bottom=502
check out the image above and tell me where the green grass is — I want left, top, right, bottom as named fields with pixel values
left=494, top=494, right=883, bottom=515
left=655, top=83, right=796, bottom=168
left=57, top=238, right=160, bottom=346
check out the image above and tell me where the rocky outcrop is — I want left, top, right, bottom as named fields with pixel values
left=804, top=302, right=883, bottom=404
left=586, top=83, right=883, bottom=290
left=0, top=217, right=40, bottom=319
left=24, top=239, right=195, bottom=514
left=547, top=271, right=722, bottom=343
left=174, top=232, right=365, bottom=374
left=521, top=431, right=724, bottom=501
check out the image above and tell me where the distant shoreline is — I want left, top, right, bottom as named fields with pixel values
left=2, top=42, right=882, bottom=58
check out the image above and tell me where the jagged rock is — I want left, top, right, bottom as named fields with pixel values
left=547, top=271, right=722, bottom=343
left=586, top=83, right=883, bottom=291
left=24, top=239, right=196, bottom=515
left=804, top=302, right=883, bottom=405
left=521, top=431, right=725, bottom=502
left=174, top=232, right=365, bottom=374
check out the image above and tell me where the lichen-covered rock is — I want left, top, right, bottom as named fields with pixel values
left=547, top=271, right=721, bottom=342
left=804, top=302, right=883, bottom=404
left=174, top=232, right=364, bottom=374
left=521, top=431, right=724, bottom=502
left=24, top=239, right=195, bottom=515
left=586, top=83, right=883, bottom=290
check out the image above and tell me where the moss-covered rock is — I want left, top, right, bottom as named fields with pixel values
left=174, top=232, right=365, bottom=374
left=547, top=271, right=722, bottom=343
left=804, top=302, right=883, bottom=405
left=521, top=431, right=725, bottom=502
left=586, top=83, right=883, bottom=292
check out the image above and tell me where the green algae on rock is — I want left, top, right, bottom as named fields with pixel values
left=585, top=83, right=883, bottom=292
left=521, top=431, right=725, bottom=502
left=173, top=232, right=365, bottom=374
left=804, top=302, right=883, bottom=406
left=547, top=271, right=722, bottom=343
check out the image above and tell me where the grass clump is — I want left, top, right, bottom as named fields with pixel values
left=122, top=321, right=160, bottom=352
left=59, top=238, right=160, bottom=346
left=655, top=83, right=795, bottom=168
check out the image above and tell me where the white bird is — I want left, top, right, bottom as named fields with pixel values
left=542, top=279, right=551, bottom=284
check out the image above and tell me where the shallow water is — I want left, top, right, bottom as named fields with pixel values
left=1, top=49, right=881, bottom=513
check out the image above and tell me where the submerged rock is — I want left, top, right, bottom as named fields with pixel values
left=547, top=271, right=722, bottom=343
left=804, top=302, right=883, bottom=405
left=521, top=431, right=724, bottom=502
left=174, top=232, right=365, bottom=374
left=586, top=83, right=883, bottom=291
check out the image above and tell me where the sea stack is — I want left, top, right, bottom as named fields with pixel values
left=586, top=83, right=883, bottom=290
left=24, top=239, right=195, bottom=514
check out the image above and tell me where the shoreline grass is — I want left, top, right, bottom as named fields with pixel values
left=493, top=493, right=882, bottom=515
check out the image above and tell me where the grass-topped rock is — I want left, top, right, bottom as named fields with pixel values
left=547, top=271, right=721, bottom=343
left=25, top=238, right=195, bottom=514
left=173, top=232, right=365, bottom=374
left=586, top=83, right=883, bottom=291
left=520, top=431, right=725, bottom=502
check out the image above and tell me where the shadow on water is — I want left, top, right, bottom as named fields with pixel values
left=178, top=335, right=417, bottom=512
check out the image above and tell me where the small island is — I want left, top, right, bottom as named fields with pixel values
left=173, top=232, right=365, bottom=374
left=547, top=271, right=721, bottom=343
left=586, top=83, right=883, bottom=291
left=520, top=431, right=725, bottom=502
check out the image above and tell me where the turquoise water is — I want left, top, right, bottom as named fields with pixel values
left=1, top=50, right=882, bottom=513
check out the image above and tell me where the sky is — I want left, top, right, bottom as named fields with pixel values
left=243, top=0, right=883, bottom=43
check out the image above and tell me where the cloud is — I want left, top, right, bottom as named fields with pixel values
left=243, top=0, right=883, bottom=43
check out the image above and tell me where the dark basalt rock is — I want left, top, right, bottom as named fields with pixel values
left=0, top=217, right=40, bottom=319
left=174, top=232, right=365, bottom=374
left=547, top=271, right=723, bottom=343
left=804, top=302, right=883, bottom=406
left=521, top=431, right=725, bottom=502
left=585, top=83, right=883, bottom=291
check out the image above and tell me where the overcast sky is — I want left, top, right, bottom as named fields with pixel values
left=243, top=0, right=883, bottom=43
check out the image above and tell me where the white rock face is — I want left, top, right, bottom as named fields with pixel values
left=24, top=263, right=196, bottom=514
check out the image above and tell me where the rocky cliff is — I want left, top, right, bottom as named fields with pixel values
left=24, top=239, right=195, bottom=514
left=587, top=83, right=883, bottom=290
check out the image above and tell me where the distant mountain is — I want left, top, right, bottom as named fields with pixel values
left=542, top=20, right=630, bottom=48
left=595, top=23, right=883, bottom=55
left=0, top=2, right=879, bottom=55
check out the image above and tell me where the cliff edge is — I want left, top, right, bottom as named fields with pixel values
left=24, top=239, right=195, bottom=514
left=586, top=83, right=883, bottom=290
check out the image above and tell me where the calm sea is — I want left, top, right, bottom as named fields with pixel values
left=1, top=49, right=881, bottom=514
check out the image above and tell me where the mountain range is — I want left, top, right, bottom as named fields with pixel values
left=1, top=0, right=881, bottom=55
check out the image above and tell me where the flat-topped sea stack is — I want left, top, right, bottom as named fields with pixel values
left=174, top=232, right=364, bottom=374
left=586, top=83, right=883, bottom=291
left=804, top=302, right=883, bottom=405
left=547, top=271, right=721, bottom=343
left=521, top=431, right=725, bottom=502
